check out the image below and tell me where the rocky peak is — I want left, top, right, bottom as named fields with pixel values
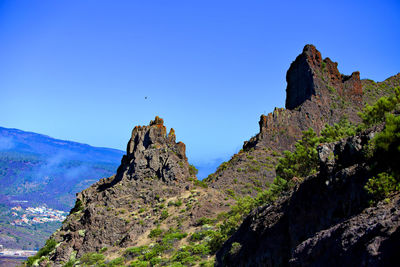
left=286, top=44, right=362, bottom=110
left=242, top=45, right=366, bottom=152
left=118, top=116, right=190, bottom=184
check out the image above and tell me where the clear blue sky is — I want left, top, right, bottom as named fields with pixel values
left=1, top=0, right=399, bottom=168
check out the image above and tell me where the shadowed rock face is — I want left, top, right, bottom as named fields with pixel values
left=285, top=44, right=362, bottom=110
left=285, top=45, right=318, bottom=110
left=216, top=127, right=400, bottom=267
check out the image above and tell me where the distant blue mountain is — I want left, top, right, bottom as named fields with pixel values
left=0, top=126, right=124, bottom=210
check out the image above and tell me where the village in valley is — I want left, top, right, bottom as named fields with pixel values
left=10, top=205, right=67, bottom=226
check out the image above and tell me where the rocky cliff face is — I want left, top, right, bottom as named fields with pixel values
left=286, top=45, right=362, bottom=110
left=207, top=45, right=399, bottom=200
left=245, top=44, right=363, bottom=152
left=216, top=126, right=400, bottom=266
left=45, top=117, right=231, bottom=266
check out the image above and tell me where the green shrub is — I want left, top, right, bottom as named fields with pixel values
left=108, top=257, right=124, bottom=266
left=129, top=260, right=149, bottom=267
left=200, top=260, right=215, bottom=267
left=225, top=189, right=235, bottom=198
left=171, top=250, right=200, bottom=264
left=162, top=229, right=187, bottom=243
left=276, top=128, right=320, bottom=181
left=160, top=210, right=169, bottom=220
left=189, top=243, right=210, bottom=256
left=149, top=227, right=164, bottom=238
left=70, top=199, right=84, bottom=214
left=217, top=162, right=229, bottom=172
left=229, top=242, right=242, bottom=255
left=189, top=164, right=198, bottom=176
left=320, top=118, right=356, bottom=143
left=80, top=252, right=105, bottom=265
left=124, top=246, right=148, bottom=258
left=374, top=114, right=400, bottom=172
left=196, top=217, right=216, bottom=226
left=359, top=87, right=399, bottom=127
left=365, top=172, right=399, bottom=202
left=194, top=179, right=208, bottom=188
left=26, top=239, right=57, bottom=266
left=63, top=259, right=77, bottom=267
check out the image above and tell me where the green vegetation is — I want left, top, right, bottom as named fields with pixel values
left=229, top=242, right=242, bottom=256
left=360, top=89, right=400, bottom=202
left=108, top=257, right=124, bottom=266
left=70, top=199, right=84, bottom=214
left=26, top=239, right=57, bottom=266
left=168, top=199, right=183, bottom=207
left=365, top=172, right=399, bottom=202
left=196, top=217, right=216, bottom=226
left=359, top=87, right=399, bottom=127
left=189, top=164, right=198, bottom=176
left=124, top=228, right=194, bottom=265
left=80, top=252, right=106, bottom=266
left=149, top=227, right=164, bottom=238
left=160, top=210, right=169, bottom=220
left=276, top=118, right=357, bottom=183
left=194, top=179, right=208, bottom=188
left=320, top=118, right=356, bottom=143
left=276, top=128, right=320, bottom=182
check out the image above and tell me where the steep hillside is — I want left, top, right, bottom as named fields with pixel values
left=216, top=124, right=400, bottom=266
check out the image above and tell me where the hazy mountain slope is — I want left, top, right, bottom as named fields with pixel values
left=0, top=126, right=124, bottom=210
left=0, top=127, right=124, bottom=250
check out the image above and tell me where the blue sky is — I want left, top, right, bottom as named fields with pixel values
left=1, top=0, right=399, bottom=173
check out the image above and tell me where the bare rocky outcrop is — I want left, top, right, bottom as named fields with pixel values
left=110, top=116, right=190, bottom=187
left=216, top=127, right=399, bottom=266
left=46, top=117, right=199, bottom=265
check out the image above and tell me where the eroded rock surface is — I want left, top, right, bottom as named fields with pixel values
left=46, top=117, right=231, bottom=266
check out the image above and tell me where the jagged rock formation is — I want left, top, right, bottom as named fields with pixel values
left=33, top=45, right=400, bottom=267
left=245, top=44, right=363, bottom=152
left=116, top=116, right=189, bottom=186
left=45, top=117, right=230, bottom=266
left=207, top=45, right=400, bottom=199
left=216, top=126, right=400, bottom=266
